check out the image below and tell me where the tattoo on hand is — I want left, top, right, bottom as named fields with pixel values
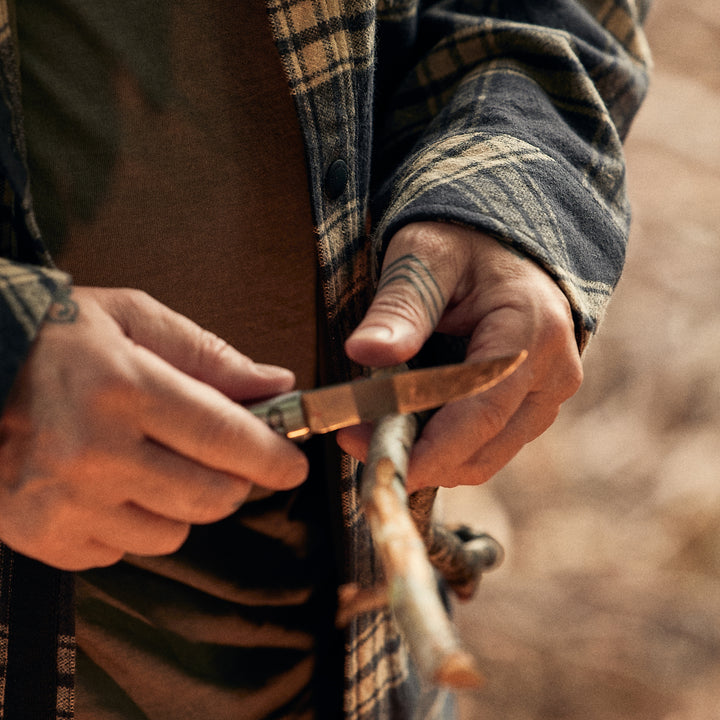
left=46, top=288, right=79, bottom=323
left=377, top=254, right=445, bottom=327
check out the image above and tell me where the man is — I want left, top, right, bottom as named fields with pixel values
left=0, top=0, right=651, bottom=717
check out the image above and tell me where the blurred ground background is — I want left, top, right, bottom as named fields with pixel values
left=444, top=1, right=720, bottom=717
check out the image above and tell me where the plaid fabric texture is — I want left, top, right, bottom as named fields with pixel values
left=0, top=0, right=651, bottom=717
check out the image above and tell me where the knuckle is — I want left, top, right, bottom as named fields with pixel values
left=193, top=330, right=234, bottom=377
left=106, top=288, right=164, bottom=346
left=541, top=301, right=574, bottom=345
left=475, top=397, right=510, bottom=440
left=117, top=287, right=154, bottom=314
left=72, top=349, right=142, bottom=418
left=106, top=288, right=154, bottom=331
left=534, top=304, right=583, bottom=401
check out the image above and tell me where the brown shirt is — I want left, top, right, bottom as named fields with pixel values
left=32, top=0, right=318, bottom=390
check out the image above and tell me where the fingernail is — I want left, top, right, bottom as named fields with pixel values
left=350, top=325, right=393, bottom=342
left=255, top=364, right=295, bottom=381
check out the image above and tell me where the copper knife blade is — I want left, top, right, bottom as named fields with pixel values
left=248, top=350, right=527, bottom=441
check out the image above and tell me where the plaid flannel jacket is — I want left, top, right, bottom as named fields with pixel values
left=0, top=0, right=650, bottom=717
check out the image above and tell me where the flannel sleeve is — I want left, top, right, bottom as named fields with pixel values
left=0, top=256, right=70, bottom=413
left=371, top=0, right=652, bottom=350
left=0, top=4, right=72, bottom=415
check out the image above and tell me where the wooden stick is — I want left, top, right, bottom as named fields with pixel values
left=359, top=412, right=484, bottom=688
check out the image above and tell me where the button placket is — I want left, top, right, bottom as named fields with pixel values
left=324, top=158, right=349, bottom=200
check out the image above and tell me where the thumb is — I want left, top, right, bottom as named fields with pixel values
left=346, top=249, right=448, bottom=367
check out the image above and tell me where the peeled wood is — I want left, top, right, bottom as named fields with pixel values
left=359, top=412, right=484, bottom=688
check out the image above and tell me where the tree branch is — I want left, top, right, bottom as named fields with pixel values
left=358, top=411, right=484, bottom=688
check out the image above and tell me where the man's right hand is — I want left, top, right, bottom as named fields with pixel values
left=0, top=287, right=308, bottom=571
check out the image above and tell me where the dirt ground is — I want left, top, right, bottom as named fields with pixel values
left=444, top=2, right=720, bottom=717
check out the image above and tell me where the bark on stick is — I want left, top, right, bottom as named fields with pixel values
left=360, top=412, right=484, bottom=688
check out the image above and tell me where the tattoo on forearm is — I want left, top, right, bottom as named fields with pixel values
left=46, top=287, right=79, bottom=323
left=377, top=254, right=445, bottom=327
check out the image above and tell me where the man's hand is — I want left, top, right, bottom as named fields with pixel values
left=0, top=287, right=308, bottom=570
left=338, top=221, right=583, bottom=492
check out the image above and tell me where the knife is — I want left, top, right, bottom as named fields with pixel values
left=248, top=350, right=527, bottom=441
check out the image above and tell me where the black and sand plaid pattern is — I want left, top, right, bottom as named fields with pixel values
left=265, top=2, right=414, bottom=717
left=0, top=259, right=68, bottom=403
left=266, top=0, right=650, bottom=717
left=0, top=0, right=651, bottom=717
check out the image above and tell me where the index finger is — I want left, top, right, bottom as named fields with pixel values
left=408, top=362, right=529, bottom=484
left=130, top=345, right=309, bottom=490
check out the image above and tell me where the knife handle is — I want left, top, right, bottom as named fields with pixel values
left=247, top=391, right=311, bottom=441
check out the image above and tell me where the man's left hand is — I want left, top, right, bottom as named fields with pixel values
left=338, top=221, right=583, bottom=492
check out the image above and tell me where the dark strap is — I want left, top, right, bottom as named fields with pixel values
left=5, top=553, right=73, bottom=719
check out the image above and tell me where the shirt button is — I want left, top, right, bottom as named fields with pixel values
left=325, top=159, right=348, bottom=199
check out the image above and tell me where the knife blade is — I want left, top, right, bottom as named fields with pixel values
left=248, top=350, right=527, bottom=441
